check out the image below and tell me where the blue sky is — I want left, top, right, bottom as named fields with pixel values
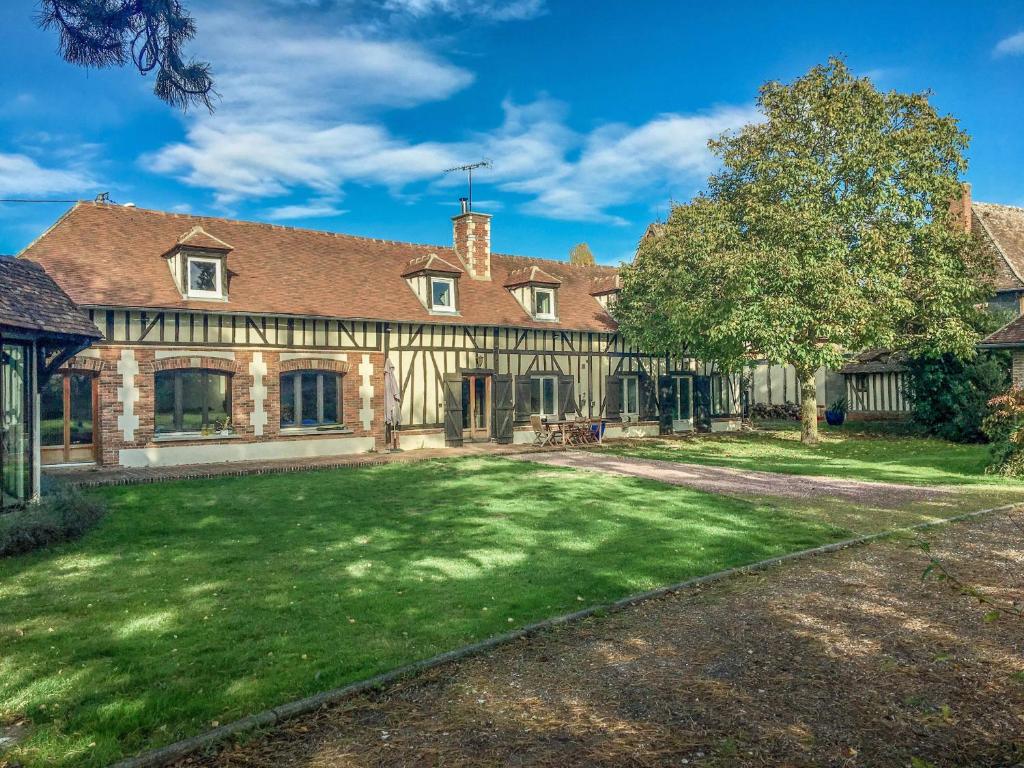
left=1, top=0, right=1022, bottom=263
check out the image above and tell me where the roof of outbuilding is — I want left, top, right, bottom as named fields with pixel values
left=20, top=203, right=620, bottom=333
left=974, top=202, right=1024, bottom=293
left=0, top=256, right=101, bottom=339
left=838, top=349, right=908, bottom=374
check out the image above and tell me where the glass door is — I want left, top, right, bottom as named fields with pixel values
left=672, top=375, right=694, bottom=432
left=1, top=343, right=30, bottom=508
left=40, top=372, right=97, bottom=464
left=461, top=374, right=491, bottom=441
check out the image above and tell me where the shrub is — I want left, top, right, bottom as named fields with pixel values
left=981, top=388, right=1024, bottom=476
left=750, top=401, right=800, bottom=420
left=0, top=485, right=106, bottom=557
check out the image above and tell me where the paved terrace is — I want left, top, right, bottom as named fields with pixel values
left=45, top=442, right=562, bottom=487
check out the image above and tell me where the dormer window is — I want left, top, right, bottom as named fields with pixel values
left=431, top=276, right=456, bottom=313
left=534, top=287, right=555, bottom=319
left=164, top=225, right=233, bottom=302
left=187, top=256, right=223, bottom=299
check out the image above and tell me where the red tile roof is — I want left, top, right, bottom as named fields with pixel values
left=401, top=252, right=463, bottom=277
left=0, top=256, right=102, bottom=339
left=20, top=203, right=619, bottom=332
left=974, top=202, right=1024, bottom=293
left=503, top=265, right=562, bottom=288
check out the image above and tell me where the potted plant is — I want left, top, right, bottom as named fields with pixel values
left=825, top=397, right=847, bottom=426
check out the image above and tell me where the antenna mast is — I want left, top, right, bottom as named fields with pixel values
left=443, top=159, right=491, bottom=211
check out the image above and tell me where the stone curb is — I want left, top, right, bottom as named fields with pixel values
left=107, top=501, right=1020, bottom=768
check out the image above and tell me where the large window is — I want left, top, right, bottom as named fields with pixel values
left=621, top=376, right=639, bottom=418
left=711, top=374, right=738, bottom=415
left=186, top=256, right=223, bottom=299
left=155, top=369, right=232, bottom=434
left=673, top=376, right=693, bottom=422
left=534, top=288, right=555, bottom=319
left=430, top=277, right=456, bottom=313
left=530, top=375, right=558, bottom=418
left=280, top=371, right=343, bottom=428
left=1, top=343, right=30, bottom=508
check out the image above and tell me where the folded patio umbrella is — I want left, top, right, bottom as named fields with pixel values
left=384, top=358, right=401, bottom=429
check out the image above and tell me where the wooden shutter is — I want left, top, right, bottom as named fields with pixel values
left=604, top=375, right=622, bottom=421
left=638, top=372, right=657, bottom=422
left=514, top=376, right=532, bottom=422
left=493, top=374, right=514, bottom=444
left=657, top=375, right=674, bottom=435
left=694, top=375, right=712, bottom=431
left=443, top=373, right=463, bottom=447
left=558, top=376, right=577, bottom=419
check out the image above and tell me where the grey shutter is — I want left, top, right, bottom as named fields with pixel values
left=658, top=375, right=674, bottom=435
left=514, top=376, right=532, bottom=422
left=493, top=374, right=514, bottom=444
left=558, top=376, right=577, bottom=419
left=639, top=372, right=658, bottom=421
left=604, top=375, right=622, bottom=421
left=443, top=373, right=463, bottom=447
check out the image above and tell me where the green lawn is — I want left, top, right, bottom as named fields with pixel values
left=0, top=457, right=849, bottom=767
left=597, top=421, right=1010, bottom=486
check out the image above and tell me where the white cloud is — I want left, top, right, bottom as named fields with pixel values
left=383, top=0, right=545, bottom=21
left=994, top=30, right=1024, bottom=57
left=144, top=8, right=755, bottom=222
left=266, top=200, right=348, bottom=220
left=0, top=153, right=96, bottom=197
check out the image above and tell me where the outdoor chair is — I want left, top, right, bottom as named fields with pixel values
left=531, top=414, right=554, bottom=447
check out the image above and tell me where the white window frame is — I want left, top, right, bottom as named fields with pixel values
left=430, top=276, right=457, bottom=313
left=673, top=375, right=694, bottom=430
left=186, top=256, right=223, bottom=300
left=621, top=376, right=639, bottom=419
left=531, top=375, right=559, bottom=419
left=534, top=287, right=556, bottom=320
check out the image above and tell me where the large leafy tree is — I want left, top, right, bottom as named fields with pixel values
left=616, top=59, right=990, bottom=444
left=37, top=0, right=214, bottom=111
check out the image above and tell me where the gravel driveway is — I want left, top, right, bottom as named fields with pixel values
left=508, top=450, right=956, bottom=507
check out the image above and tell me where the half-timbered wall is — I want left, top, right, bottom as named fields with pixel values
left=844, top=371, right=911, bottom=417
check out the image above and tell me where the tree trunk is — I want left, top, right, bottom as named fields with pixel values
left=798, top=368, right=818, bottom=445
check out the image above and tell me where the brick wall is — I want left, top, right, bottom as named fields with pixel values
left=1013, top=350, right=1024, bottom=388
left=94, top=345, right=385, bottom=466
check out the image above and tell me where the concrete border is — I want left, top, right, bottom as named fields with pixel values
left=107, top=501, right=1021, bottom=768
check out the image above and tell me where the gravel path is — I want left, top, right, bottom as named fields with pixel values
left=508, top=450, right=956, bottom=507
left=174, top=512, right=1024, bottom=768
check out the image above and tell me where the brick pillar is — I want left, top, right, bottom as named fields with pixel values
left=1013, top=350, right=1024, bottom=388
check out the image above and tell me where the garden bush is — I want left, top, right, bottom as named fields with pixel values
left=981, top=387, right=1024, bottom=476
left=0, top=485, right=106, bottom=557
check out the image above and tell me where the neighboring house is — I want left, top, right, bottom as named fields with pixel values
left=0, top=256, right=101, bottom=506
left=837, top=350, right=910, bottom=419
left=976, top=198, right=1024, bottom=385
left=18, top=201, right=743, bottom=469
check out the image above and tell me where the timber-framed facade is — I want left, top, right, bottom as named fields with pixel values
left=20, top=201, right=742, bottom=468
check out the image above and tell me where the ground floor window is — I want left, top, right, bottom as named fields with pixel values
left=1, top=343, right=30, bottom=508
left=40, top=372, right=96, bottom=463
left=280, top=371, right=342, bottom=428
left=673, top=375, right=693, bottom=421
left=530, top=375, right=558, bottom=418
left=621, top=376, right=639, bottom=418
left=155, top=369, right=232, bottom=434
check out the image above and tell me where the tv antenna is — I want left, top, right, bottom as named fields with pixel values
left=443, top=159, right=491, bottom=211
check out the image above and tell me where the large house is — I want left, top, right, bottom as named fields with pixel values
left=19, top=201, right=743, bottom=469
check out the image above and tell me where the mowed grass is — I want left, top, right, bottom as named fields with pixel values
left=598, top=421, right=1013, bottom=486
left=0, top=457, right=848, bottom=767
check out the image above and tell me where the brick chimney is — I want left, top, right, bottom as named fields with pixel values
left=452, top=197, right=492, bottom=280
left=949, top=182, right=972, bottom=233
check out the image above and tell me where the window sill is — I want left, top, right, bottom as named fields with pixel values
left=154, top=432, right=241, bottom=443
left=279, top=426, right=353, bottom=437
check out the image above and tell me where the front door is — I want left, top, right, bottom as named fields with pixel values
left=461, top=374, right=491, bottom=441
left=672, top=375, right=694, bottom=432
left=40, top=372, right=98, bottom=464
